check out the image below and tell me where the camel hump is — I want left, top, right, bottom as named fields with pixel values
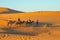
left=8, top=18, right=14, bottom=22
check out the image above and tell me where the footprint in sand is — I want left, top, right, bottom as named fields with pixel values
left=0, top=34, right=10, bottom=39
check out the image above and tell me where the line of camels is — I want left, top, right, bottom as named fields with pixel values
left=0, top=17, right=52, bottom=27
left=7, top=18, right=39, bottom=27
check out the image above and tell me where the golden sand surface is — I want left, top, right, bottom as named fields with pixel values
left=0, top=27, right=60, bottom=40
left=0, top=11, right=60, bottom=40
left=0, top=11, right=60, bottom=26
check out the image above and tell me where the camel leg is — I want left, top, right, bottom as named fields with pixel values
left=14, top=23, right=19, bottom=28
left=7, top=23, right=10, bottom=27
left=15, top=23, right=20, bottom=28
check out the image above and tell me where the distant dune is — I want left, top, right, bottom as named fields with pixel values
left=0, top=7, right=24, bottom=14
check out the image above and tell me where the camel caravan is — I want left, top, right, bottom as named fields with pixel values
left=7, top=17, right=39, bottom=27
left=7, top=17, right=52, bottom=27
left=0, top=17, right=53, bottom=27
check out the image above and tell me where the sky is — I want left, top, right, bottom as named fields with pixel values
left=0, top=0, right=60, bottom=12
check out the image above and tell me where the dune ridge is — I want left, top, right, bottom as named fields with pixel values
left=0, top=7, right=24, bottom=13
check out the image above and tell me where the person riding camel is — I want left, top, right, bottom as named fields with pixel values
left=36, top=19, right=39, bottom=24
left=17, top=18, right=21, bottom=24
left=18, top=18, right=21, bottom=22
left=27, top=17, right=31, bottom=22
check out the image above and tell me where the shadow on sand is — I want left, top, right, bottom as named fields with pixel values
left=0, top=27, right=37, bottom=36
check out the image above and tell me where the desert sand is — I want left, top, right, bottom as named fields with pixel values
left=0, top=8, right=60, bottom=40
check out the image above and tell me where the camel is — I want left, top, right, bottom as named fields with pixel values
left=15, top=21, right=25, bottom=27
left=7, top=20, right=16, bottom=26
left=26, top=19, right=34, bottom=26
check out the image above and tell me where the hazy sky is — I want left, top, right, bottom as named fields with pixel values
left=0, top=0, right=60, bottom=12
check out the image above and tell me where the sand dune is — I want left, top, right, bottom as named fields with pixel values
left=0, top=7, right=24, bottom=13
left=0, top=11, right=60, bottom=26
left=0, top=8, right=60, bottom=40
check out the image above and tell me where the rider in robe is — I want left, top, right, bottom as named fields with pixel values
left=17, top=18, right=21, bottom=24
left=18, top=18, right=21, bottom=21
left=36, top=19, right=39, bottom=24
left=27, top=17, right=31, bottom=22
left=33, top=19, right=39, bottom=27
